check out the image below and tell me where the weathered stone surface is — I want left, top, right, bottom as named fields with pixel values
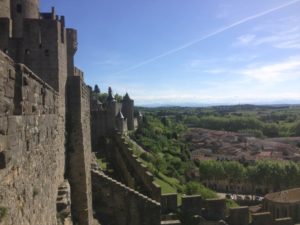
left=67, top=75, right=93, bottom=225
left=161, top=193, right=178, bottom=214
left=56, top=180, right=73, bottom=225
left=204, top=198, right=226, bottom=221
left=0, top=50, right=66, bottom=225
left=182, top=195, right=203, bottom=219
left=111, top=134, right=161, bottom=201
left=92, top=170, right=161, bottom=225
left=228, top=206, right=249, bottom=225
left=252, top=212, right=273, bottom=225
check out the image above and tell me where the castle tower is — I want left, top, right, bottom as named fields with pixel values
left=67, top=28, right=78, bottom=76
left=0, top=0, right=11, bottom=18
left=116, top=111, right=127, bottom=134
left=122, top=93, right=135, bottom=130
left=106, top=87, right=117, bottom=134
left=11, top=0, right=40, bottom=37
left=0, top=0, right=12, bottom=42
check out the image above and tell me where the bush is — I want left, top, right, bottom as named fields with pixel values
left=140, top=152, right=153, bottom=162
left=184, top=182, right=217, bottom=199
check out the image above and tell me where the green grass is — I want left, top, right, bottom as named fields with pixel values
left=184, top=182, right=218, bottom=199
left=225, top=200, right=240, bottom=216
left=97, top=158, right=107, bottom=171
left=226, top=199, right=239, bottom=208
left=157, top=172, right=182, bottom=191
left=154, top=177, right=177, bottom=194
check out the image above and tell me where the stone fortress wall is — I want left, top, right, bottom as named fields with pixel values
left=0, top=51, right=66, bottom=225
left=66, top=74, right=93, bottom=225
left=0, top=1, right=92, bottom=225
left=92, top=168, right=161, bottom=225
left=111, top=133, right=161, bottom=201
left=161, top=194, right=296, bottom=225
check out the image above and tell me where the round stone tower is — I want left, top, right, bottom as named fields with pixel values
left=0, top=0, right=11, bottom=18
left=11, top=0, right=40, bottom=37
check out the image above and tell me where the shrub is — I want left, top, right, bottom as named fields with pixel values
left=184, top=182, right=217, bottom=199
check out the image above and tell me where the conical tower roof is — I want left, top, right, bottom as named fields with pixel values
left=106, top=87, right=115, bottom=102
left=123, top=93, right=131, bottom=101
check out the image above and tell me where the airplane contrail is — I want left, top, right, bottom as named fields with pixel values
left=106, top=0, right=300, bottom=76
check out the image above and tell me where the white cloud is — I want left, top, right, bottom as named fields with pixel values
left=240, top=56, right=300, bottom=83
left=236, top=34, right=256, bottom=45
left=234, top=17, right=300, bottom=49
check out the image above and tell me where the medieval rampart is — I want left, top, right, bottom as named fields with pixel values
left=0, top=51, right=66, bottom=225
left=112, top=133, right=161, bottom=201
left=66, top=74, right=93, bottom=225
left=92, top=169, right=161, bottom=225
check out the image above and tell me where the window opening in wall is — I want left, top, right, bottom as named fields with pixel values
left=41, top=88, right=46, bottom=106
left=32, top=105, right=37, bottom=113
left=17, top=4, right=22, bottom=13
left=23, top=76, right=28, bottom=86
left=38, top=28, right=42, bottom=48
left=283, top=208, right=288, bottom=217
left=0, top=152, right=6, bottom=169
left=26, top=140, right=30, bottom=151
left=45, top=49, right=50, bottom=56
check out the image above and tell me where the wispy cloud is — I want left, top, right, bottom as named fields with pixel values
left=241, top=56, right=300, bottom=83
left=235, top=34, right=256, bottom=46
left=105, top=0, right=300, bottom=76
left=234, top=17, right=300, bottom=49
left=186, top=56, right=300, bottom=84
left=216, top=3, right=232, bottom=19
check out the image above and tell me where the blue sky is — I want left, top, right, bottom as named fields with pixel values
left=40, top=0, right=300, bottom=105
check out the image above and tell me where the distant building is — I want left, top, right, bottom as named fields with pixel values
left=264, top=188, right=300, bottom=223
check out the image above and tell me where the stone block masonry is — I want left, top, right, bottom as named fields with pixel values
left=228, top=207, right=249, bottom=225
left=66, top=75, right=93, bottom=225
left=251, top=212, right=273, bottom=225
left=274, top=218, right=294, bottom=225
left=112, top=134, right=161, bottom=201
left=0, top=1, right=93, bottom=224
left=181, top=195, right=203, bottom=222
left=0, top=52, right=66, bottom=225
left=161, top=194, right=178, bottom=214
left=92, top=169, right=161, bottom=225
left=0, top=52, right=16, bottom=116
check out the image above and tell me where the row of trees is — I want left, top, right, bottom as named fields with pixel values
left=197, top=160, right=300, bottom=190
left=92, top=85, right=123, bottom=102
